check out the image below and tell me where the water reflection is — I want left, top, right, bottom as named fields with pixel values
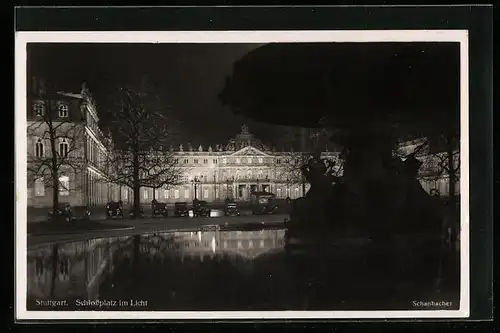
left=27, top=227, right=459, bottom=311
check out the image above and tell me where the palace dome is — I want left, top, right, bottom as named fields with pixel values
left=224, top=124, right=270, bottom=152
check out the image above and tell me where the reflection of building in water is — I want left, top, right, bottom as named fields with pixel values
left=138, top=229, right=286, bottom=263
left=27, top=237, right=120, bottom=300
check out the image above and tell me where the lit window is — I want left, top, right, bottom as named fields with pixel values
left=258, top=158, right=263, bottom=163
left=34, top=178, right=45, bottom=197
left=34, top=138, right=44, bottom=157
left=164, top=189, right=169, bottom=199
left=203, top=189, right=209, bottom=198
left=33, top=102, right=45, bottom=116
left=174, top=189, right=179, bottom=199
left=59, top=138, right=69, bottom=157
left=59, top=176, right=69, bottom=196
left=143, top=189, right=148, bottom=200
left=247, top=157, right=252, bottom=164
left=235, top=158, right=240, bottom=164
left=222, top=158, right=227, bottom=164
left=277, top=188, right=282, bottom=197
left=184, top=188, right=190, bottom=199
left=58, top=103, right=69, bottom=117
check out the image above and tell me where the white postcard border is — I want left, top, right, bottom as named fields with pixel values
left=15, top=29, right=470, bottom=320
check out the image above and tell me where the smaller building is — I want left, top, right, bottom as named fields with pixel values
left=26, top=78, right=130, bottom=210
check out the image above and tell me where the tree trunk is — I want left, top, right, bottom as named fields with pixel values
left=132, top=152, right=141, bottom=219
left=50, top=136, right=59, bottom=214
left=152, top=188, right=156, bottom=201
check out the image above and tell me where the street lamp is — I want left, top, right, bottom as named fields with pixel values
left=191, top=176, right=202, bottom=200
left=226, top=176, right=234, bottom=200
left=210, top=164, right=217, bottom=201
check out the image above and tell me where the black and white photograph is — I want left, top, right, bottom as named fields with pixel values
left=15, top=30, right=469, bottom=320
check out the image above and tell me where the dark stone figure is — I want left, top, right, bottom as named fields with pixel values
left=288, top=135, right=443, bottom=242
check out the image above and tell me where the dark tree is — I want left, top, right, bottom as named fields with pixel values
left=104, top=78, right=183, bottom=218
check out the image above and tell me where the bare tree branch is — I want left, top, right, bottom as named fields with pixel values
left=103, top=78, right=183, bottom=215
left=27, top=82, right=88, bottom=210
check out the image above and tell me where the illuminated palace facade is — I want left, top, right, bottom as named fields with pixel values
left=141, top=125, right=459, bottom=204
left=140, top=125, right=339, bottom=204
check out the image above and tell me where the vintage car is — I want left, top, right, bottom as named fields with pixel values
left=152, top=202, right=169, bottom=217
left=48, top=203, right=91, bottom=223
left=224, top=201, right=240, bottom=216
left=174, top=202, right=189, bottom=217
left=250, top=191, right=279, bottom=215
left=193, top=200, right=211, bottom=217
left=105, top=201, right=124, bottom=219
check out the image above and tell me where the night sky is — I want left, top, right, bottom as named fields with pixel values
left=26, top=42, right=459, bottom=149
left=27, top=43, right=294, bottom=148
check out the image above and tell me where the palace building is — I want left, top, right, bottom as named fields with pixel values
left=141, top=124, right=460, bottom=204
left=141, top=125, right=340, bottom=204
left=26, top=78, right=128, bottom=209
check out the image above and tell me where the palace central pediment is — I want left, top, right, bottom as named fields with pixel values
left=228, top=146, right=272, bottom=157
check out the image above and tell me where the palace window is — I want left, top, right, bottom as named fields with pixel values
left=258, top=157, right=263, bottom=164
left=174, top=159, right=179, bottom=164
left=33, top=102, right=45, bottom=116
left=222, top=158, right=227, bottom=164
left=58, top=103, right=69, bottom=118
left=247, top=170, right=252, bottom=178
left=213, top=159, right=218, bottom=164
left=284, top=159, right=290, bottom=164
left=247, top=157, right=252, bottom=164
left=174, top=189, right=180, bottom=199
left=59, top=138, right=69, bottom=157
left=34, top=138, right=44, bottom=157
left=184, top=187, right=190, bottom=199
left=194, top=159, right=199, bottom=164
left=183, top=159, right=189, bottom=164
left=235, top=158, right=241, bottom=164
left=34, top=178, right=45, bottom=197
left=276, top=159, right=281, bottom=164
left=203, top=159, right=208, bottom=164
left=164, top=189, right=169, bottom=199
left=143, top=189, right=149, bottom=200
left=203, top=189, right=209, bottom=198
left=59, top=176, right=69, bottom=196
left=277, top=188, right=282, bottom=197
